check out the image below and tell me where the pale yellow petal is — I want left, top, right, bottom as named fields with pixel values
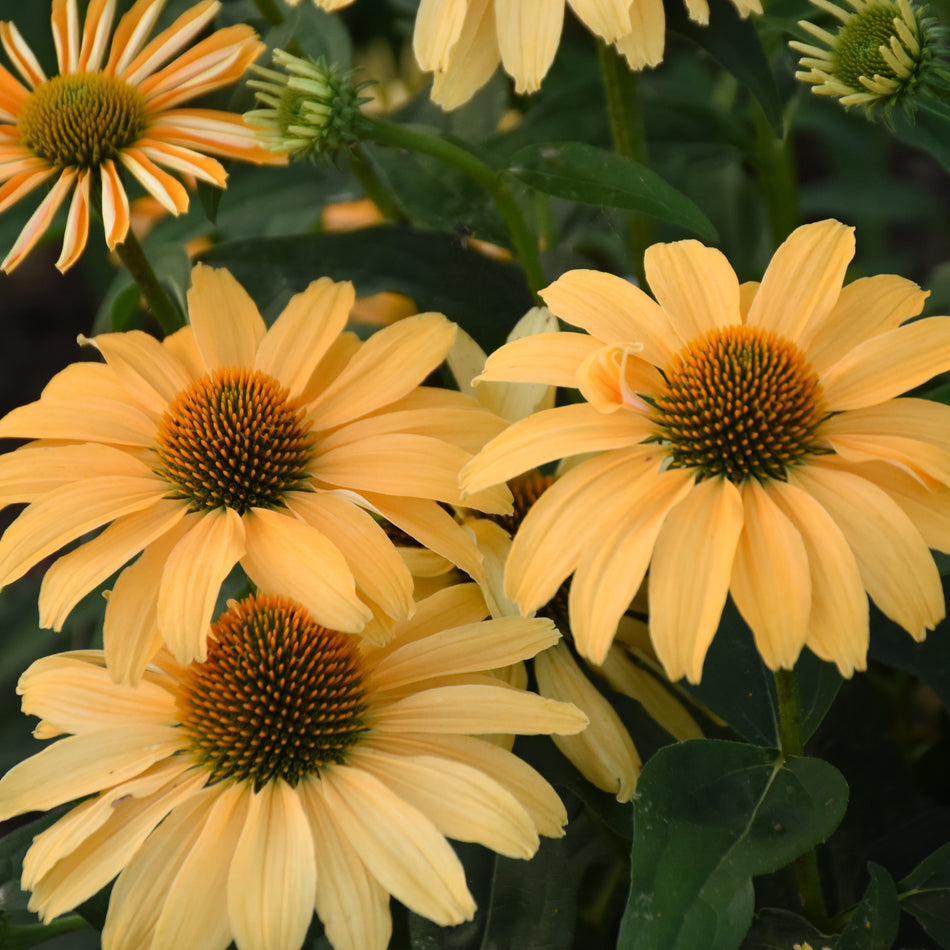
left=241, top=506, right=371, bottom=632
left=186, top=263, right=266, bottom=371
left=535, top=642, right=640, bottom=801
left=307, top=313, right=457, bottom=429
left=0, top=474, right=168, bottom=588
left=414, top=0, right=468, bottom=70
left=152, top=783, right=247, bottom=950
left=575, top=342, right=661, bottom=414
left=429, top=0, right=499, bottom=109
left=0, top=396, right=156, bottom=444
left=791, top=464, right=944, bottom=640
left=254, top=277, right=355, bottom=399
left=540, top=268, right=683, bottom=366
left=369, top=617, right=559, bottom=692
left=569, top=0, right=634, bottom=37
left=613, top=0, right=665, bottom=68
left=746, top=220, right=855, bottom=342
left=228, top=780, right=316, bottom=950
left=496, top=0, right=563, bottom=94
left=320, top=765, right=476, bottom=925
left=644, top=240, right=740, bottom=343
left=820, top=317, right=950, bottom=410
left=40, top=499, right=187, bottom=631
left=0, top=725, right=180, bottom=822
left=801, top=274, right=928, bottom=374
left=157, top=507, right=246, bottom=664
left=297, top=778, right=392, bottom=950
left=288, top=491, right=414, bottom=622
left=648, top=477, right=744, bottom=683
left=476, top=331, right=602, bottom=389
left=767, top=478, right=868, bottom=676
left=460, top=403, right=650, bottom=494
left=569, top=464, right=694, bottom=664
left=730, top=480, right=810, bottom=671
left=375, top=683, right=588, bottom=735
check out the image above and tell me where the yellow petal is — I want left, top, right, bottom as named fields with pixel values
left=0, top=396, right=156, bottom=444
left=320, top=765, right=476, bottom=925
left=254, top=276, right=355, bottom=399
left=540, top=268, right=683, bottom=366
left=535, top=642, right=640, bottom=801
left=496, top=0, right=562, bottom=94
left=240, top=507, right=371, bottom=632
left=157, top=507, right=246, bottom=664
left=476, top=330, right=603, bottom=390
left=569, top=0, right=634, bottom=38
left=227, top=780, right=317, bottom=950
left=746, top=220, right=855, bottom=342
left=648, top=477, right=744, bottom=683
left=643, top=240, right=740, bottom=343
left=614, top=0, right=666, bottom=68
left=730, top=480, right=811, bottom=671
left=414, top=0, right=468, bottom=70
left=185, top=263, right=266, bottom=371
left=429, top=0, right=499, bottom=110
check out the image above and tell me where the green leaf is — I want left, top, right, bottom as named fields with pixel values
left=836, top=863, right=899, bottom=950
left=201, top=228, right=535, bottom=354
left=617, top=740, right=849, bottom=950
left=899, top=842, right=950, bottom=947
left=665, top=0, right=783, bottom=136
left=739, top=908, right=831, bottom=949
left=506, top=142, right=718, bottom=242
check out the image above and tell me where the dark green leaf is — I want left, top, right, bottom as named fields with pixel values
left=507, top=142, right=718, bottom=242
left=836, top=863, right=899, bottom=950
left=665, top=0, right=783, bottom=135
left=200, top=228, right=535, bottom=354
left=899, top=842, right=950, bottom=947
left=740, top=908, right=831, bottom=950
left=617, top=740, right=849, bottom=950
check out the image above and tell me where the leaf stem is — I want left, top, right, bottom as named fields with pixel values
left=751, top=101, right=799, bottom=247
left=2, top=914, right=90, bottom=950
left=774, top=667, right=831, bottom=930
left=597, top=42, right=653, bottom=289
left=365, top=118, right=547, bottom=298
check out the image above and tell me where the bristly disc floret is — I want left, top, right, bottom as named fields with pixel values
left=790, top=0, right=950, bottom=118
left=178, top=594, right=369, bottom=790
left=649, top=325, right=827, bottom=484
left=244, top=50, right=373, bottom=160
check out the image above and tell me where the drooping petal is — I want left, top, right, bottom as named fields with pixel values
left=613, top=0, right=666, bottom=68
left=227, top=780, right=316, bottom=950
left=157, top=507, right=246, bottom=664
left=475, top=331, right=603, bottom=390
left=320, top=765, right=476, bottom=926
left=240, top=505, right=371, bottom=630
left=414, top=0, right=469, bottom=70
left=119, top=148, right=190, bottom=215
left=56, top=167, right=91, bottom=272
left=100, top=158, right=130, bottom=248
left=496, top=0, right=563, bottom=94
left=648, top=477, right=744, bottom=683
left=729, top=480, right=811, bottom=671
left=569, top=0, right=634, bottom=38
left=429, top=0, right=500, bottom=109
left=2, top=169, right=76, bottom=273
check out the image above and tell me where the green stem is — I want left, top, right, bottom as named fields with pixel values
left=2, top=915, right=89, bottom=950
left=597, top=42, right=653, bottom=290
left=774, top=668, right=831, bottom=930
left=251, top=0, right=284, bottom=26
left=365, top=118, right=547, bottom=298
left=113, top=227, right=186, bottom=335
left=350, top=148, right=405, bottom=223
left=751, top=102, right=799, bottom=247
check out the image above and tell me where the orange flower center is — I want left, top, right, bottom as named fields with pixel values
left=650, top=325, right=826, bottom=483
left=177, top=594, right=369, bottom=789
left=153, top=367, right=315, bottom=515
left=18, top=72, right=147, bottom=169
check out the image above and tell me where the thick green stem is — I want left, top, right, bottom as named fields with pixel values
left=251, top=0, right=284, bottom=26
left=113, top=227, right=186, bottom=335
left=3, top=914, right=89, bottom=950
left=350, top=148, right=406, bottom=223
left=752, top=102, right=799, bottom=247
left=597, top=42, right=653, bottom=290
left=774, top=668, right=831, bottom=930
left=365, top=118, right=547, bottom=298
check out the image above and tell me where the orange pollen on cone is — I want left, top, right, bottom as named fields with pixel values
left=650, top=324, right=826, bottom=483
left=153, top=367, right=315, bottom=514
left=177, top=594, right=369, bottom=789
left=18, top=72, right=147, bottom=169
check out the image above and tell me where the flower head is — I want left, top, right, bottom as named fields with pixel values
left=0, top=587, right=586, bottom=950
left=245, top=50, right=373, bottom=160
left=461, top=220, right=950, bottom=683
left=0, top=0, right=283, bottom=273
left=790, top=0, right=949, bottom=115
left=0, top=263, right=510, bottom=682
